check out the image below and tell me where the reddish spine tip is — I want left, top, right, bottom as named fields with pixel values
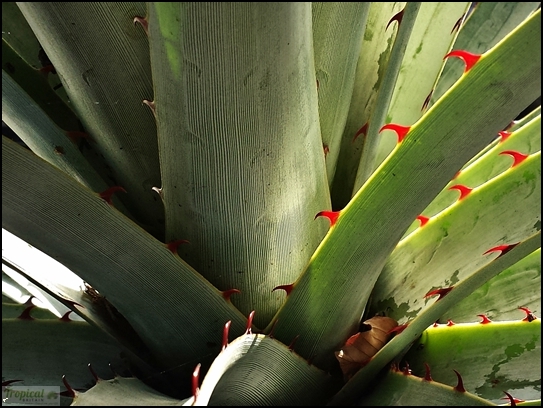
left=99, top=186, right=127, bottom=205
left=245, top=311, right=255, bottom=335
left=518, top=306, right=537, bottom=322
left=422, top=90, right=433, bottom=112
left=221, top=288, right=241, bottom=302
left=166, top=239, right=190, bottom=255
left=323, top=144, right=330, bottom=157
left=272, top=283, right=294, bottom=296
left=499, top=150, right=528, bottom=168
left=133, top=16, right=149, bottom=36
left=288, top=334, right=300, bottom=351
left=483, top=243, right=519, bottom=258
left=502, top=391, right=523, bottom=406
left=386, top=8, right=405, bottom=30
left=424, top=363, right=433, bottom=381
left=192, top=363, right=201, bottom=401
left=452, top=170, right=461, bottom=180
left=62, top=375, right=76, bottom=398
left=453, top=370, right=466, bottom=392
left=449, top=184, right=472, bottom=200
left=424, top=287, right=454, bottom=301
left=477, top=314, right=492, bottom=324
left=446, top=319, right=455, bottom=327
left=444, top=50, right=482, bottom=73
left=60, top=311, right=73, bottom=322
left=18, top=306, right=35, bottom=320
left=379, top=123, right=411, bottom=144
left=416, top=215, right=430, bottom=227
left=390, top=362, right=399, bottom=372
left=315, top=210, right=340, bottom=227
left=402, top=362, right=412, bottom=375
left=222, top=320, right=232, bottom=350
left=88, top=363, right=99, bottom=382
left=498, top=131, right=512, bottom=142
left=353, top=122, right=369, bottom=143
left=433, top=321, right=439, bottom=327
left=388, top=323, right=408, bottom=335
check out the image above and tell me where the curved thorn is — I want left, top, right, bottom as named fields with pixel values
left=402, top=362, right=412, bottom=375
left=452, top=170, right=461, bottom=180
left=379, top=123, right=411, bottom=144
left=499, top=150, right=528, bottom=167
left=432, top=321, right=439, bottom=327
left=2, top=380, right=23, bottom=386
left=192, top=363, right=201, bottom=401
left=449, top=184, right=472, bottom=200
left=483, top=243, right=519, bottom=258
left=315, top=210, right=340, bottom=227
left=245, top=311, right=255, bottom=335
left=424, top=363, right=433, bottom=381
left=453, top=370, right=466, bottom=392
left=288, top=334, right=300, bottom=351
left=18, top=305, right=35, bottom=320
left=88, top=363, right=99, bottom=382
left=425, top=287, right=454, bottom=301
left=60, top=311, right=73, bottom=322
left=272, top=283, right=294, bottom=296
left=498, top=131, right=512, bottom=142
left=416, top=215, right=429, bottom=227
left=152, top=187, right=164, bottom=201
left=133, top=16, right=149, bottom=36
left=166, top=239, right=190, bottom=255
left=143, top=99, right=156, bottom=118
left=62, top=375, right=76, bottom=398
left=222, top=321, right=231, bottom=351
left=444, top=50, right=482, bottom=73
left=221, top=289, right=241, bottom=302
left=518, top=306, right=537, bottom=322
left=477, top=314, right=492, bottom=324
left=388, top=323, right=408, bottom=335
left=451, top=13, right=465, bottom=34
left=446, top=319, right=455, bottom=327
left=422, top=90, right=433, bottom=112
left=503, top=391, right=522, bottom=406
left=353, top=122, right=369, bottom=143
left=99, top=186, right=126, bottom=205
left=386, top=8, right=405, bottom=31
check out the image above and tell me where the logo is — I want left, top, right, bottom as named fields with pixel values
left=2, top=386, right=60, bottom=406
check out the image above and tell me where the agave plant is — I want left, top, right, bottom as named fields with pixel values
left=2, top=2, right=541, bottom=406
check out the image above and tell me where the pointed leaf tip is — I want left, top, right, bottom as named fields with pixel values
left=499, top=150, right=528, bottom=167
left=483, top=243, right=519, bottom=258
left=245, top=311, right=255, bottom=335
left=315, top=210, right=340, bottom=226
left=477, top=314, right=492, bottom=324
left=99, top=186, right=126, bottom=205
left=166, top=239, right=190, bottom=255
left=192, top=363, right=201, bottom=401
left=221, top=288, right=241, bottom=302
left=444, top=50, right=482, bottom=73
left=353, top=122, right=369, bottom=142
left=386, top=8, right=405, bottom=31
left=416, top=215, right=430, bottom=227
left=273, top=283, right=294, bottom=296
left=222, top=321, right=231, bottom=350
left=453, top=370, right=466, bottom=392
left=425, top=287, right=453, bottom=301
left=449, top=184, right=472, bottom=200
left=379, top=124, right=411, bottom=143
